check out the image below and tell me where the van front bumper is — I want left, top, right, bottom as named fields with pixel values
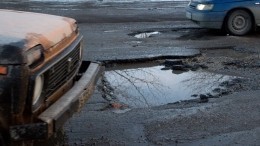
left=10, top=61, right=103, bottom=141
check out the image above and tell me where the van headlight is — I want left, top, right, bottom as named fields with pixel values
left=196, top=4, right=214, bottom=10
left=32, top=74, right=44, bottom=106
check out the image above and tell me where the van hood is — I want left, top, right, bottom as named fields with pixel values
left=0, top=9, right=77, bottom=64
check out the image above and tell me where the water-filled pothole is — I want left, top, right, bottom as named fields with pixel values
left=99, top=61, right=241, bottom=108
left=128, top=31, right=161, bottom=39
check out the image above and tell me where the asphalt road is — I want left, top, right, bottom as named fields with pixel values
left=2, top=1, right=260, bottom=61
left=1, top=1, right=260, bottom=145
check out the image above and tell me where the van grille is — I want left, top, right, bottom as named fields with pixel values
left=43, top=44, right=80, bottom=98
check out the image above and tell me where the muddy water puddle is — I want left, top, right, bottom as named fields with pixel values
left=100, top=62, right=239, bottom=108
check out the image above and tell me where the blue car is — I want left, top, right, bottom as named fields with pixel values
left=186, top=0, right=260, bottom=35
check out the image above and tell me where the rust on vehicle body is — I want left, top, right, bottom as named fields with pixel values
left=0, top=9, right=102, bottom=145
left=0, top=9, right=77, bottom=65
left=0, top=9, right=79, bottom=113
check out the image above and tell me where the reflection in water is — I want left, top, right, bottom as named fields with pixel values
left=100, top=65, right=236, bottom=108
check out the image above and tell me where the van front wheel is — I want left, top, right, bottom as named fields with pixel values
left=225, top=10, right=253, bottom=36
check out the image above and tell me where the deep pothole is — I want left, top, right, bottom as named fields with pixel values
left=98, top=60, right=243, bottom=109
left=128, top=28, right=225, bottom=40
left=128, top=31, right=161, bottom=39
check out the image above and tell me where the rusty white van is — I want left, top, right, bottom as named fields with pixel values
left=0, top=9, right=102, bottom=145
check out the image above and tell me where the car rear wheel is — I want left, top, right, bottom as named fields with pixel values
left=225, top=10, right=253, bottom=36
